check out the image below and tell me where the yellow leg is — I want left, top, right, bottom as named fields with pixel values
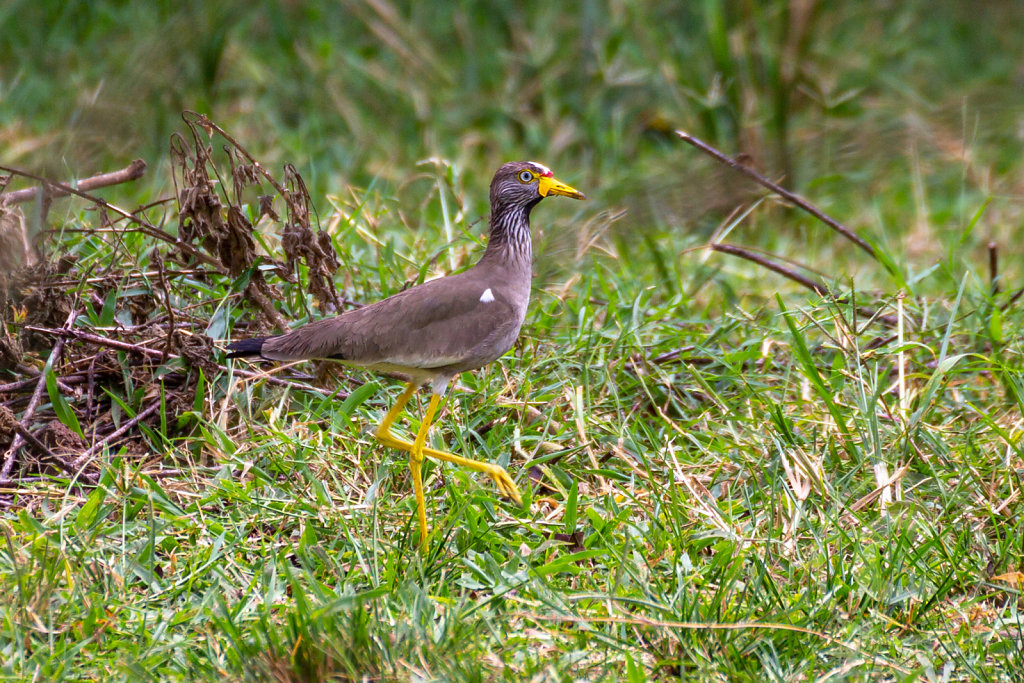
left=372, top=382, right=524, bottom=547
left=374, top=382, right=418, bottom=447
left=409, top=455, right=428, bottom=547
left=375, top=383, right=429, bottom=545
left=407, top=394, right=443, bottom=547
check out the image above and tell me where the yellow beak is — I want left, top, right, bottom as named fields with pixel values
left=538, top=175, right=586, bottom=200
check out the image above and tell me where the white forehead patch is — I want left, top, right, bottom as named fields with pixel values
left=527, top=161, right=552, bottom=176
left=479, top=287, right=495, bottom=303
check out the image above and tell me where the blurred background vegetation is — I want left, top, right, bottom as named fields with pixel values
left=4, top=0, right=1022, bottom=277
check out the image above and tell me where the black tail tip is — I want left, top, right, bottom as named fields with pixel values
left=225, top=337, right=268, bottom=359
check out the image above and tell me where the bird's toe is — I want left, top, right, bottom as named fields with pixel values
left=488, top=466, right=522, bottom=505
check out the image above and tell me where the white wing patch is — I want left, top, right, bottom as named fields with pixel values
left=479, top=287, right=495, bottom=303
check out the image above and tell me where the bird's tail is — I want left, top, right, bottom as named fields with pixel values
left=225, top=337, right=269, bottom=359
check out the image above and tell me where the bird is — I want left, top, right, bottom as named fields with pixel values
left=226, top=161, right=585, bottom=546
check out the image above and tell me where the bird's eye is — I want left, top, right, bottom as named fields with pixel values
left=517, top=170, right=534, bottom=183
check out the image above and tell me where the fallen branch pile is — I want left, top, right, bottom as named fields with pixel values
left=0, top=113, right=342, bottom=501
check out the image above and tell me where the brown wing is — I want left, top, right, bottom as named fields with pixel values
left=261, top=270, right=523, bottom=370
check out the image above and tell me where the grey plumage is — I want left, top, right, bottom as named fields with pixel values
left=226, top=160, right=584, bottom=548
left=226, top=161, right=584, bottom=394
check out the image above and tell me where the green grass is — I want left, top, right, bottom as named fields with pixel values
left=3, top=1, right=1024, bottom=681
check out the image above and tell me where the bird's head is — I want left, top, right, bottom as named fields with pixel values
left=490, top=161, right=586, bottom=210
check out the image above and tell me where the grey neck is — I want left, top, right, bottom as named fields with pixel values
left=481, top=202, right=533, bottom=267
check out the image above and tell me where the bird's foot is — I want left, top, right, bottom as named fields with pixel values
left=413, top=445, right=523, bottom=506
left=375, top=429, right=522, bottom=506
left=482, top=463, right=522, bottom=505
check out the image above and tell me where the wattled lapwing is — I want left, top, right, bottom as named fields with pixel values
left=226, top=161, right=585, bottom=546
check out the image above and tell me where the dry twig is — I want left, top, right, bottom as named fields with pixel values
left=23, top=326, right=335, bottom=395
left=0, top=160, right=147, bottom=206
left=1, top=310, right=76, bottom=480
left=677, top=130, right=878, bottom=261
left=72, top=401, right=162, bottom=469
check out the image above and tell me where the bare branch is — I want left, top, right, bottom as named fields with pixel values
left=0, top=406, right=77, bottom=480
left=711, top=243, right=897, bottom=327
left=1, top=311, right=76, bottom=479
left=22, top=326, right=337, bottom=395
left=0, top=162, right=227, bottom=274
left=676, top=130, right=879, bottom=261
left=712, top=243, right=831, bottom=296
left=72, top=401, right=162, bottom=470
left=1, top=160, right=147, bottom=205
